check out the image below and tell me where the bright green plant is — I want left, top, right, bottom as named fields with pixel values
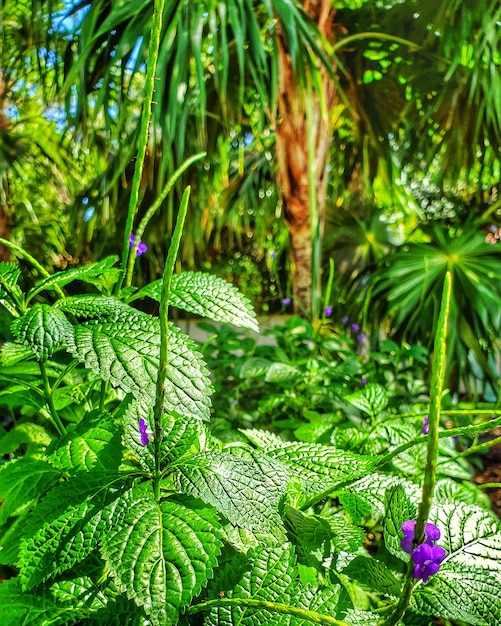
left=367, top=221, right=501, bottom=397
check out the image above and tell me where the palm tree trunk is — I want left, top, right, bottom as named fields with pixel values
left=275, top=0, right=338, bottom=314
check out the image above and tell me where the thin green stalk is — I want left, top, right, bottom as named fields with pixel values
left=116, top=0, right=166, bottom=296
left=152, top=187, right=191, bottom=500
left=322, top=258, right=335, bottom=316
left=459, top=434, right=501, bottom=457
left=123, top=152, right=206, bottom=289
left=300, top=414, right=501, bottom=511
left=185, top=597, right=349, bottom=625
left=39, top=361, right=66, bottom=437
left=0, top=237, right=65, bottom=302
left=382, top=271, right=453, bottom=626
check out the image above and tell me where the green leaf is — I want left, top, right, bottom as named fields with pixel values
left=239, top=356, right=273, bottom=379
left=17, top=471, right=129, bottom=588
left=432, top=501, right=501, bottom=575
left=121, top=397, right=201, bottom=472
left=257, top=440, right=376, bottom=494
left=345, top=384, right=388, bottom=419
left=101, top=491, right=223, bottom=625
left=0, top=421, right=51, bottom=457
left=0, top=341, right=35, bottom=366
left=383, top=484, right=416, bottom=561
left=27, top=256, right=120, bottom=300
left=0, top=262, right=23, bottom=308
left=342, top=555, right=401, bottom=597
left=265, top=362, right=301, bottom=383
left=206, top=544, right=297, bottom=625
left=412, top=564, right=501, bottom=625
left=60, top=298, right=212, bottom=421
left=350, top=473, right=421, bottom=519
left=11, top=304, right=73, bottom=360
left=47, top=410, right=123, bottom=472
left=0, top=577, right=89, bottom=626
left=174, top=450, right=289, bottom=531
left=131, top=271, right=259, bottom=333
left=0, top=457, right=61, bottom=525
left=434, top=478, right=491, bottom=509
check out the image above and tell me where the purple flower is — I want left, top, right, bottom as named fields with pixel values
left=270, top=251, right=277, bottom=259
left=360, top=377, right=368, bottom=386
left=357, top=332, right=367, bottom=344
left=130, top=233, right=148, bottom=256
left=342, top=316, right=349, bottom=325
left=139, top=418, right=151, bottom=445
left=401, top=520, right=441, bottom=554
left=411, top=543, right=446, bottom=583
left=324, top=305, right=333, bottom=317
left=351, top=323, right=360, bottom=333
left=282, top=297, right=292, bottom=306
left=422, top=415, right=429, bottom=435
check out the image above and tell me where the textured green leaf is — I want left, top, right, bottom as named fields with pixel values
left=0, top=458, right=61, bottom=525
left=432, top=501, right=501, bottom=574
left=239, top=357, right=273, bottom=379
left=131, top=271, right=259, bottom=332
left=121, top=396, right=201, bottom=472
left=101, top=491, right=222, bottom=625
left=349, top=473, right=421, bottom=519
left=337, top=491, right=373, bottom=526
left=59, top=298, right=212, bottom=421
left=0, top=421, right=52, bottom=457
left=342, top=556, right=401, bottom=597
left=264, top=362, right=301, bottom=383
left=0, top=262, right=22, bottom=308
left=412, top=564, right=501, bottom=626
left=0, top=341, right=34, bottom=366
left=257, top=440, right=376, bottom=494
left=28, top=256, right=120, bottom=300
left=434, top=478, right=491, bottom=509
left=206, top=544, right=297, bottom=626
left=11, top=304, right=73, bottom=360
left=174, top=450, right=289, bottom=530
left=383, top=484, right=416, bottom=561
left=0, top=383, right=44, bottom=410
left=17, top=471, right=129, bottom=588
left=345, top=384, right=388, bottom=419
left=0, top=577, right=88, bottom=626
left=48, top=411, right=123, bottom=472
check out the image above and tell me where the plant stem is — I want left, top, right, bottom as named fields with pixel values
left=382, top=270, right=453, bottom=626
left=459, top=434, right=501, bottom=457
left=116, top=0, right=166, bottom=296
left=123, top=152, right=206, bottom=289
left=185, top=597, right=349, bottom=625
left=39, top=361, right=66, bottom=436
left=0, top=237, right=65, bottom=302
left=152, top=188, right=191, bottom=500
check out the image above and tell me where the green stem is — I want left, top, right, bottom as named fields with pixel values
left=0, top=237, right=65, bottom=302
left=123, top=152, right=206, bottom=289
left=185, top=597, right=349, bottom=626
left=116, top=0, right=166, bottom=296
left=460, top=434, right=501, bottom=457
left=39, top=361, right=66, bottom=436
left=382, top=271, right=453, bottom=626
left=300, top=414, right=501, bottom=511
left=152, top=188, right=191, bottom=500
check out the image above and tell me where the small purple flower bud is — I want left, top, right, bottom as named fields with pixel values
left=422, top=415, right=429, bottom=435
left=130, top=233, right=148, bottom=256
left=342, top=316, right=349, bottom=324
left=270, top=251, right=277, bottom=259
left=282, top=297, right=292, bottom=306
left=351, top=323, right=360, bottom=333
left=324, top=305, right=333, bottom=317
left=360, top=377, right=368, bottom=386
left=357, top=332, right=367, bottom=344
left=139, top=418, right=151, bottom=445
left=232, top=398, right=238, bottom=406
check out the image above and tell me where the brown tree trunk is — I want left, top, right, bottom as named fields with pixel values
left=275, top=0, right=339, bottom=314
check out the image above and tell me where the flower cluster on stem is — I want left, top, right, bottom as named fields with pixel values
left=401, top=519, right=446, bottom=583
